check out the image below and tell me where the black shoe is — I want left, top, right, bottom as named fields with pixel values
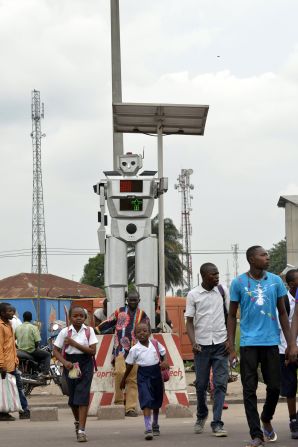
left=125, top=410, right=138, bottom=417
left=152, top=423, right=160, bottom=436
left=19, top=410, right=30, bottom=420
left=290, top=419, right=298, bottom=439
left=0, top=413, right=16, bottom=421
left=144, top=430, right=153, bottom=440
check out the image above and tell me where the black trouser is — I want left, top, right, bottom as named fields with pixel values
left=31, top=348, right=51, bottom=374
left=240, top=346, right=280, bottom=440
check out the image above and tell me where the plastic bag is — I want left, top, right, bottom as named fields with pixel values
left=0, top=373, right=22, bottom=413
left=68, top=362, right=81, bottom=379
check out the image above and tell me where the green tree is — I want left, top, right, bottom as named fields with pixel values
left=81, top=253, right=104, bottom=288
left=267, top=239, right=287, bottom=275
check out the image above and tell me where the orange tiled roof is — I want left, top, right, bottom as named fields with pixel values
left=0, top=273, right=105, bottom=299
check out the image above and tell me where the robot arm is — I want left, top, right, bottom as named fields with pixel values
left=94, top=181, right=107, bottom=254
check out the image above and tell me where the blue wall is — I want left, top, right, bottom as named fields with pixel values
left=1, top=298, right=71, bottom=344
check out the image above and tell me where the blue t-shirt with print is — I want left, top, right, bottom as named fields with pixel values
left=230, top=272, right=287, bottom=347
left=296, top=288, right=298, bottom=303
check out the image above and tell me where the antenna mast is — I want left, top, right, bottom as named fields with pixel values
left=31, top=90, right=48, bottom=273
left=175, top=169, right=194, bottom=291
left=231, top=243, right=239, bottom=277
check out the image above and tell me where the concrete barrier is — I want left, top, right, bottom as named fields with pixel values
left=165, top=404, right=193, bottom=418
left=30, top=406, right=58, bottom=421
left=89, top=334, right=189, bottom=416
left=97, top=405, right=125, bottom=420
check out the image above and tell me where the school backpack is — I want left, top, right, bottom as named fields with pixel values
left=151, top=338, right=170, bottom=382
left=217, top=284, right=228, bottom=326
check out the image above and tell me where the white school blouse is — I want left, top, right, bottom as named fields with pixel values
left=54, top=324, right=98, bottom=354
left=125, top=340, right=166, bottom=367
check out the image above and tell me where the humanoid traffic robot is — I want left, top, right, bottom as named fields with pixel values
left=94, top=153, right=167, bottom=326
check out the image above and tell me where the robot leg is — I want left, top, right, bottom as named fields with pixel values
left=105, top=236, right=127, bottom=315
left=135, top=236, right=158, bottom=328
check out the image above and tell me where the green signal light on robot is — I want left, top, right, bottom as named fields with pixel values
left=119, top=198, right=143, bottom=211
left=131, top=198, right=142, bottom=211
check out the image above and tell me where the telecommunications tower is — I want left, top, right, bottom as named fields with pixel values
left=231, top=243, right=239, bottom=277
left=31, top=90, right=48, bottom=274
left=175, top=169, right=194, bottom=291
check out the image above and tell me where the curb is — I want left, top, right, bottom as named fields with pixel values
left=28, top=395, right=290, bottom=409
left=29, top=402, right=69, bottom=409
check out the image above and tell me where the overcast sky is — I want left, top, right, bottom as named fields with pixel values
left=1, top=0, right=298, bottom=288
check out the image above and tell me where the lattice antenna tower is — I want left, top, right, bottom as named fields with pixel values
left=231, top=243, right=239, bottom=277
left=175, top=169, right=194, bottom=291
left=31, top=90, right=48, bottom=273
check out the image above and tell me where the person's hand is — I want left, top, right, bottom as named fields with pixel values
left=64, top=337, right=76, bottom=347
left=120, top=377, right=126, bottom=390
left=64, top=361, right=73, bottom=370
left=224, top=339, right=230, bottom=355
left=285, top=344, right=298, bottom=364
left=229, top=349, right=237, bottom=367
left=0, top=367, right=7, bottom=379
left=160, top=360, right=169, bottom=370
left=192, top=343, right=201, bottom=354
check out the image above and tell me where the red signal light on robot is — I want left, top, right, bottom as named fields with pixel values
left=120, top=180, right=143, bottom=193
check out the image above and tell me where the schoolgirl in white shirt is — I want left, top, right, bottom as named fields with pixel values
left=120, top=322, right=168, bottom=440
left=53, top=306, right=98, bottom=443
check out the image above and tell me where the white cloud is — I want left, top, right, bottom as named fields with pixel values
left=1, top=0, right=298, bottom=285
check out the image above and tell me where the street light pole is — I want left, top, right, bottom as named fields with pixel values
left=110, top=0, right=123, bottom=169
left=157, top=122, right=166, bottom=326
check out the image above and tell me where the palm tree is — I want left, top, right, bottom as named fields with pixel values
left=128, top=215, right=185, bottom=291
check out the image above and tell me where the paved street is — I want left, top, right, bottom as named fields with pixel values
left=1, top=403, right=296, bottom=447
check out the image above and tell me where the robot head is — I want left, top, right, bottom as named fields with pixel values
left=118, top=153, right=143, bottom=176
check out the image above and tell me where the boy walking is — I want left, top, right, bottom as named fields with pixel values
left=228, top=246, right=292, bottom=447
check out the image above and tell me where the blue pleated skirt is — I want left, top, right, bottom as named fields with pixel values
left=137, top=363, right=164, bottom=410
left=65, top=353, right=93, bottom=406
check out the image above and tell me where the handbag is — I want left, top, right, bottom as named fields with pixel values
left=0, top=373, right=22, bottom=413
left=151, top=339, right=170, bottom=382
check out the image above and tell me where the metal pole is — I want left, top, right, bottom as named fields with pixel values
left=110, top=0, right=123, bottom=169
left=37, top=243, right=41, bottom=322
left=157, top=123, right=166, bottom=325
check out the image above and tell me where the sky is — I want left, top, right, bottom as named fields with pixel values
left=1, top=0, right=298, bottom=289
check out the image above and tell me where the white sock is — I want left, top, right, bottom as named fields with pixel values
left=78, top=429, right=85, bottom=433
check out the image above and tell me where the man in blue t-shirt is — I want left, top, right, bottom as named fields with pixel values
left=227, top=245, right=291, bottom=447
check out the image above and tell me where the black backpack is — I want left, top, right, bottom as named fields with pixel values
left=217, top=284, right=228, bottom=326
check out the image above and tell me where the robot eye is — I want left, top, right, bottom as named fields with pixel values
left=131, top=161, right=136, bottom=166
left=122, top=162, right=127, bottom=166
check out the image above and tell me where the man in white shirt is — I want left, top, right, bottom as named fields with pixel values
left=279, top=269, right=298, bottom=439
left=186, top=262, right=229, bottom=437
left=10, top=307, right=22, bottom=333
